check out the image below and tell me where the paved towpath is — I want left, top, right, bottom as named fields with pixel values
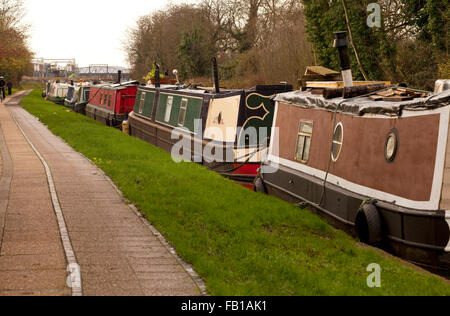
left=0, top=91, right=204, bottom=296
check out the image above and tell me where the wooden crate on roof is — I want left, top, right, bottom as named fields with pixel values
left=298, top=66, right=342, bottom=90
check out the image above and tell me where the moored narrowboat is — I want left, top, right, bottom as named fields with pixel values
left=128, top=81, right=292, bottom=186
left=256, top=32, right=450, bottom=270
left=256, top=83, right=450, bottom=269
left=64, top=83, right=91, bottom=115
left=46, top=81, right=70, bottom=104
left=86, top=81, right=139, bottom=127
left=64, top=84, right=77, bottom=108
left=74, top=85, right=91, bottom=115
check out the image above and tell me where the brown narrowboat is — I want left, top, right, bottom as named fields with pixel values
left=256, top=85, right=450, bottom=270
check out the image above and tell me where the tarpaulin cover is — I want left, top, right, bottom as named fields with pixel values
left=49, top=83, right=69, bottom=98
left=66, top=86, right=79, bottom=104
left=273, top=89, right=450, bottom=117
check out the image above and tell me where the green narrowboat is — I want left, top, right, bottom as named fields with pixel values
left=128, top=83, right=292, bottom=187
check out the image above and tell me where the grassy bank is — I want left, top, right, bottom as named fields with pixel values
left=9, top=80, right=42, bottom=95
left=20, top=80, right=45, bottom=90
left=20, top=90, right=450, bottom=296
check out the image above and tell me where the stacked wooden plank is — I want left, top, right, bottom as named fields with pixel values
left=299, top=66, right=342, bottom=90
left=369, top=88, right=428, bottom=102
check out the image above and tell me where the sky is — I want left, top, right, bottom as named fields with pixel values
left=24, top=0, right=198, bottom=67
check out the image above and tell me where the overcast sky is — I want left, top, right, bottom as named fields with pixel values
left=24, top=0, right=198, bottom=67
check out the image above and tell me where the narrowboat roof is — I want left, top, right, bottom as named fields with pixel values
left=274, top=89, right=450, bottom=117
left=140, top=84, right=231, bottom=96
left=140, top=83, right=292, bottom=97
left=92, top=81, right=139, bottom=90
left=54, top=83, right=70, bottom=88
left=77, top=82, right=92, bottom=87
left=111, top=80, right=139, bottom=87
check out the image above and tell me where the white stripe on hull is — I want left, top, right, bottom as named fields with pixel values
left=268, top=106, right=450, bottom=211
left=446, top=211, right=450, bottom=252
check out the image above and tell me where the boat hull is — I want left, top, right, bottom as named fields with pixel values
left=260, top=161, right=450, bottom=270
left=64, top=100, right=75, bottom=110
left=74, top=102, right=87, bottom=116
left=64, top=99, right=88, bottom=116
left=129, top=112, right=259, bottom=184
left=47, top=96, right=65, bottom=105
left=86, top=104, right=126, bottom=128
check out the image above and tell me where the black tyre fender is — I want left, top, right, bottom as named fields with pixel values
left=355, top=203, right=383, bottom=246
left=254, top=176, right=267, bottom=194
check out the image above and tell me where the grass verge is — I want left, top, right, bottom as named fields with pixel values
left=20, top=90, right=450, bottom=296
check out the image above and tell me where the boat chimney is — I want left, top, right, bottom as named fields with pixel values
left=154, top=62, right=161, bottom=88
left=117, top=70, right=122, bottom=84
left=334, top=31, right=354, bottom=87
left=212, top=57, right=220, bottom=93
left=173, top=69, right=180, bottom=85
left=435, top=80, right=450, bottom=94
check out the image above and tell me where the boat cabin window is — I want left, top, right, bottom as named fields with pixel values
left=295, top=121, right=313, bottom=163
left=178, top=98, right=188, bottom=127
left=332, top=123, right=344, bottom=162
left=139, top=92, right=146, bottom=114
left=165, top=96, right=173, bottom=122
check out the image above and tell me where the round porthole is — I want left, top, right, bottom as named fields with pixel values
left=385, top=129, right=399, bottom=162
left=332, top=123, right=344, bottom=162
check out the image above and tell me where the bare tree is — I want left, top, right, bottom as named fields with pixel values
left=0, top=0, right=32, bottom=84
left=125, top=3, right=215, bottom=80
left=255, top=0, right=314, bottom=84
left=126, top=0, right=314, bottom=86
left=380, top=0, right=419, bottom=41
left=0, top=0, right=28, bottom=33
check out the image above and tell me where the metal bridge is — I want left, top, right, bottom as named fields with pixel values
left=31, top=59, right=132, bottom=81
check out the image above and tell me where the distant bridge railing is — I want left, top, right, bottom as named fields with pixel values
left=22, top=73, right=133, bottom=82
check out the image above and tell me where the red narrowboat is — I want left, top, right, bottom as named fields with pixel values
left=86, top=81, right=139, bottom=127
